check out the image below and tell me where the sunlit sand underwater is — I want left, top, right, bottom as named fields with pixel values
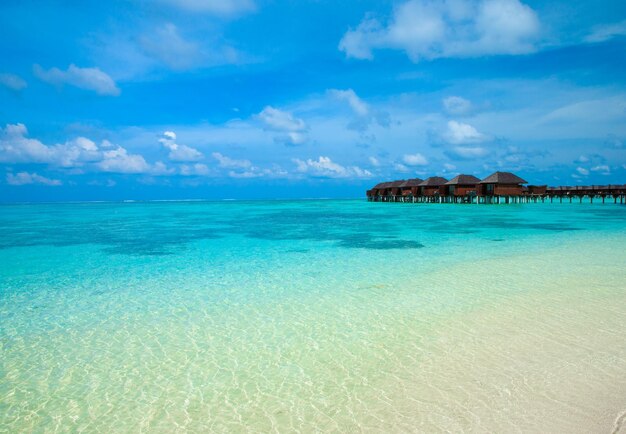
left=1, top=200, right=625, bottom=433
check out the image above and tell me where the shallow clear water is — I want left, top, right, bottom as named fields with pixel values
left=1, top=200, right=625, bottom=432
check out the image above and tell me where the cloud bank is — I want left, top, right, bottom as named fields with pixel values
left=6, top=172, right=62, bottom=186
left=0, top=123, right=161, bottom=174
left=257, top=106, right=309, bottom=146
left=0, top=73, right=27, bottom=92
left=339, top=0, right=540, bottom=62
left=293, top=156, right=372, bottom=178
left=34, top=64, right=120, bottom=96
left=159, top=131, right=204, bottom=161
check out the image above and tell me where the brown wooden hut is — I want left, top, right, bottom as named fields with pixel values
left=369, top=182, right=387, bottom=198
left=374, top=181, right=392, bottom=198
left=399, top=178, right=424, bottom=197
left=478, top=171, right=527, bottom=196
left=418, top=177, right=448, bottom=196
left=444, top=174, right=480, bottom=197
left=389, top=180, right=406, bottom=197
left=527, top=185, right=547, bottom=195
left=367, top=182, right=385, bottom=199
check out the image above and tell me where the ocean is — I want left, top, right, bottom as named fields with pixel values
left=1, top=199, right=625, bottom=433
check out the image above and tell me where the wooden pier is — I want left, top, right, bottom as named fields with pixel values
left=366, top=172, right=626, bottom=205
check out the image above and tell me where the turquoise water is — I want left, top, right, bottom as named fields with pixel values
left=1, top=200, right=626, bottom=432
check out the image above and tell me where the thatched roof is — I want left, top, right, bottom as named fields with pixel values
left=418, top=176, right=448, bottom=186
left=399, top=178, right=424, bottom=188
left=389, top=180, right=406, bottom=187
left=445, top=174, right=480, bottom=185
left=479, top=171, right=527, bottom=184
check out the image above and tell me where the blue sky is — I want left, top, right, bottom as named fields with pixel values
left=1, top=0, right=625, bottom=201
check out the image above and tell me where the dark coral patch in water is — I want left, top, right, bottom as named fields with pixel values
left=337, top=234, right=424, bottom=250
left=285, top=249, right=310, bottom=254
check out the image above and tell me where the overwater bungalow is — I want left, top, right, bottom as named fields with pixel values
left=444, top=174, right=480, bottom=203
left=527, top=185, right=548, bottom=195
left=476, top=171, right=527, bottom=204
left=418, top=177, right=448, bottom=201
left=478, top=171, right=527, bottom=196
left=373, top=181, right=392, bottom=200
left=366, top=174, right=625, bottom=204
left=375, top=181, right=402, bottom=201
left=367, top=182, right=387, bottom=200
left=389, top=180, right=406, bottom=198
left=399, top=178, right=424, bottom=200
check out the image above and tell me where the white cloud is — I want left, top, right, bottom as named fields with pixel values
left=256, top=106, right=309, bottom=146
left=339, top=0, right=540, bottom=62
left=257, top=106, right=306, bottom=131
left=402, top=153, right=428, bottom=166
left=6, top=172, right=62, bottom=186
left=158, top=131, right=203, bottom=161
left=91, top=21, right=242, bottom=80
left=448, top=146, right=488, bottom=158
left=369, top=156, right=381, bottom=166
left=88, top=179, right=117, bottom=187
left=591, top=165, right=610, bottom=174
left=0, top=123, right=163, bottom=175
left=139, top=24, right=200, bottom=70
left=576, top=167, right=589, bottom=176
left=577, top=155, right=590, bottom=163
left=394, top=163, right=409, bottom=172
left=33, top=64, right=120, bottom=96
left=150, top=161, right=176, bottom=176
left=158, top=0, right=256, bottom=16
left=210, top=153, right=287, bottom=179
left=228, top=166, right=289, bottom=179
left=542, top=96, right=626, bottom=124
left=274, top=131, right=308, bottom=146
left=97, top=145, right=152, bottom=174
left=293, top=156, right=372, bottom=178
left=180, top=163, right=210, bottom=176
left=0, top=124, right=100, bottom=166
left=329, top=88, right=390, bottom=131
left=585, top=20, right=626, bottom=43
left=227, top=170, right=261, bottom=178
left=0, top=73, right=27, bottom=91
left=443, top=163, right=457, bottom=171
left=212, top=152, right=252, bottom=169
left=351, top=166, right=373, bottom=178
left=330, top=89, right=369, bottom=116
left=55, top=137, right=102, bottom=166
left=137, top=24, right=241, bottom=71
left=504, top=154, right=521, bottom=163
left=1, top=123, right=55, bottom=164
left=442, top=120, right=489, bottom=145
left=443, top=96, right=472, bottom=115
left=339, top=19, right=380, bottom=60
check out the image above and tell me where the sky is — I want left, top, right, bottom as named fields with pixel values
left=0, top=0, right=625, bottom=201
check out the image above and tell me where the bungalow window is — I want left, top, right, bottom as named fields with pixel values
left=486, top=184, right=494, bottom=194
left=449, top=186, right=455, bottom=195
